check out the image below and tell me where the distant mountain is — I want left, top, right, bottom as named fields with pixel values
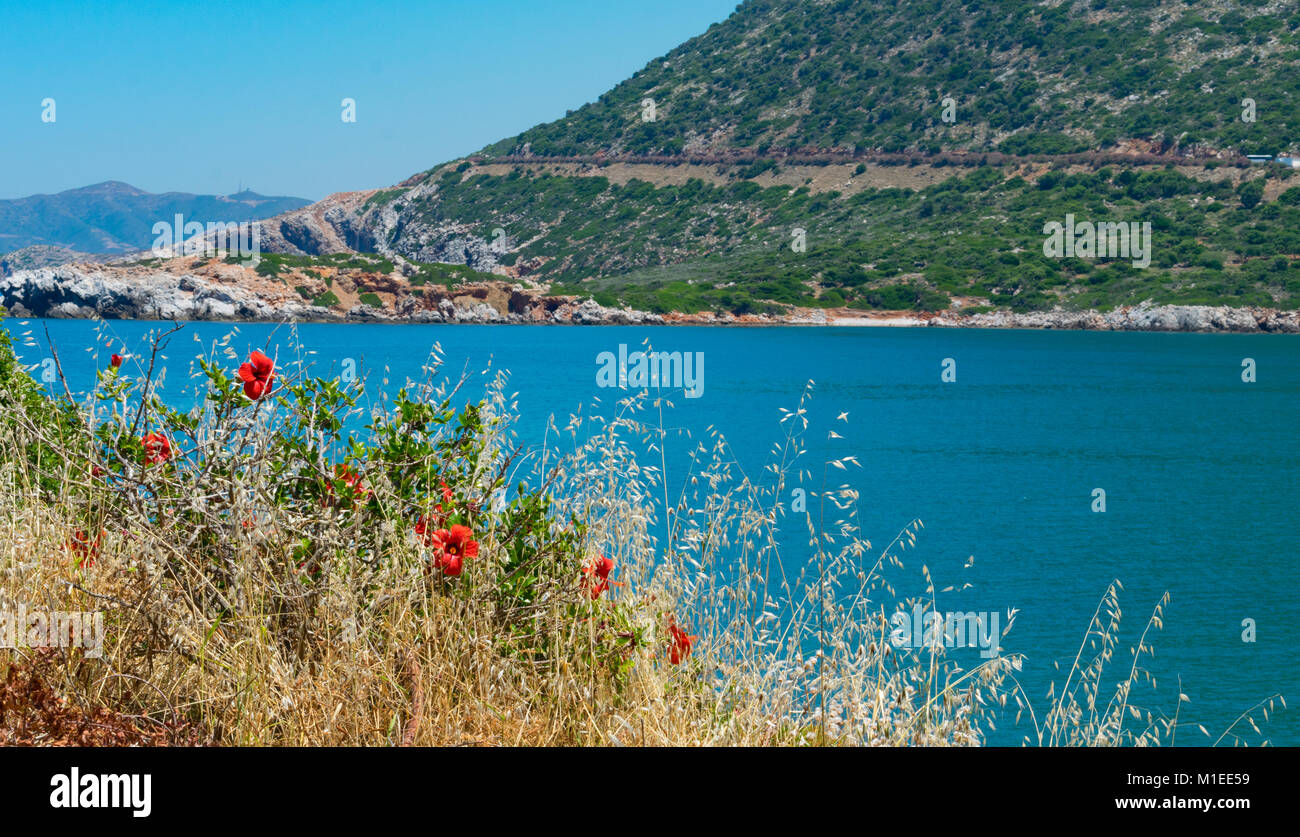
left=0, top=182, right=312, bottom=255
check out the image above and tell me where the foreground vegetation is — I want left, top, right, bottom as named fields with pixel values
left=0, top=324, right=1277, bottom=745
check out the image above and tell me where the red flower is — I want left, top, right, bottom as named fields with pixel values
left=237, top=350, right=276, bottom=401
left=667, top=620, right=698, bottom=665
left=415, top=481, right=456, bottom=531
left=425, top=524, right=479, bottom=576
left=109, top=353, right=122, bottom=368
left=141, top=432, right=171, bottom=464
left=414, top=515, right=435, bottom=545
left=581, top=553, right=622, bottom=600
left=324, top=464, right=369, bottom=508
left=67, top=529, right=103, bottom=569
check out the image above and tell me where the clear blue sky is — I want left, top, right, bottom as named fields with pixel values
left=0, top=0, right=738, bottom=201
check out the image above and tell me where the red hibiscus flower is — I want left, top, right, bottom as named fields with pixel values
left=425, top=524, right=479, bottom=576
left=414, top=514, right=435, bottom=545
left=324, top=464, right=369, bottom=508
left=141, top=432, right=171, bottom=464
left=237, top=350, right=276, bottom=401
left=581, top=553, right=622, bottom=600
left=667, top=620, right=698, bottom=665
left=414, top=482, right=456, bottom=531
left=109, top=353, right=122, bottom=368
left=67, top=529, right=103, bottom=569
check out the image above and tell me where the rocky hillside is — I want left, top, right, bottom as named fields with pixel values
left=0, top=255, right=664, bottom=325
left=0, top=181, right=310, bottom=255
left=252, top=151, right=1300, bottom=318
left=224, top=0, right=1300, bottom=319
left=0, top=245, right=94, bottom=276
left=484, top=0, right=1300, bottom=158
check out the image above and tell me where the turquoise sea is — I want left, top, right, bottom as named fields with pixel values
left=7, top=319, right=1298, bottom=745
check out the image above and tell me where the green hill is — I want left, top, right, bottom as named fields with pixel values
left=316, top=0, right=1300, bottom=315
left=484, top=0, right=1300, bottom=158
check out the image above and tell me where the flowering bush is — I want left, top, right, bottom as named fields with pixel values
left=0, top=326, right=712, bottom=745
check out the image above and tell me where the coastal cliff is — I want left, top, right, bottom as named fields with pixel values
left=0, top=259, right=664, bottom=325
left=2, top=259, right=1298, bottom=332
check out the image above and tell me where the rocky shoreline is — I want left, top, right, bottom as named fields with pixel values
left=1, top=261, right=1298, bottom=333
left=0, top=262, right=665, bottom=326
left=932, top=304, right=1300, bottom=333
